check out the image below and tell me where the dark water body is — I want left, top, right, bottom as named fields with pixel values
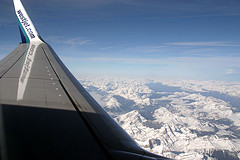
left=201, top=91, right=240, bottom=111
left=112, top=95, right=165, bottom=120
left=148, top=83, right=183, bottom=93
left=147, top=83, right=240, bottom=111
left=139, top=106, right=162, bottom=120
left=113, top=95, right=136, bottom=111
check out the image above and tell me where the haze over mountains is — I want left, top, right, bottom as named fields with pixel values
left=79, top=77, right=240, bottom=160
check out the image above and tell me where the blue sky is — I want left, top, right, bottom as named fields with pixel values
left=0, top=0, right=240, bottom=81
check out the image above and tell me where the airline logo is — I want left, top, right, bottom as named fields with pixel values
left=17, top=9, right=35, bottom=39
left=17, top=43, right=38, bottom=100
left=20, top=44, right=36, bottom=83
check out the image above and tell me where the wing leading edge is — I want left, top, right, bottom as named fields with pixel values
left=0, top=0, right=168, bottom=159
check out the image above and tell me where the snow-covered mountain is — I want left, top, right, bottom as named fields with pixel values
left=79, top=77, right=240, bottom=160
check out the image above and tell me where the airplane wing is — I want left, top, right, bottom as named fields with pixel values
left=0, top=0, right=168, bottom=159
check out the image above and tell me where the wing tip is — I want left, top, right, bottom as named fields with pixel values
left=13, top=0, right=43, bottom=43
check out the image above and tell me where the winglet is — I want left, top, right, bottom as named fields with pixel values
left=13, top=0, right=43, bottom=43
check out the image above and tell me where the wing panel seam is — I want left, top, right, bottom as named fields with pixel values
left=0, top=50, right=25, bottom=78
left=41, top=45, right=112, bottom=160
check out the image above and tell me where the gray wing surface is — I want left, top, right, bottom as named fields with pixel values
left=0, top=0, right=168, bottom=160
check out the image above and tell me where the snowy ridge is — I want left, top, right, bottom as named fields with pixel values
left=80, top=77, right=152, bottom=112
left=79, top=76, right=240, bottom=160
left=152, top=79, right=240, bottom=98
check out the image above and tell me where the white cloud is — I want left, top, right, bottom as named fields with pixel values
left=62, top=56, right=240, bottom=68
left=46, top=36, right=95, bottom=46
left=165, top=42, right=240, bottom=47
left=64, top=37, right=95, bottom=46
left=100, top=47, right=114, bottom=50
left=122, top=45, right=166, bottom=53
left=183, top=48, right=217, bottom=55
left=224, top=69, right=238, bottom=75
left=62, top=57, right=175, bottom=64
left=51, top=0, right=240, bottom=17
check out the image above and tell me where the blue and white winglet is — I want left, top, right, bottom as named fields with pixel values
left=13, top=0, right=42, bottom=43
left=13, top=0, right=43, bottom=100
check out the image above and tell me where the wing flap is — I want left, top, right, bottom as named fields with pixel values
left=0, top=44, right=28, bottom=77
